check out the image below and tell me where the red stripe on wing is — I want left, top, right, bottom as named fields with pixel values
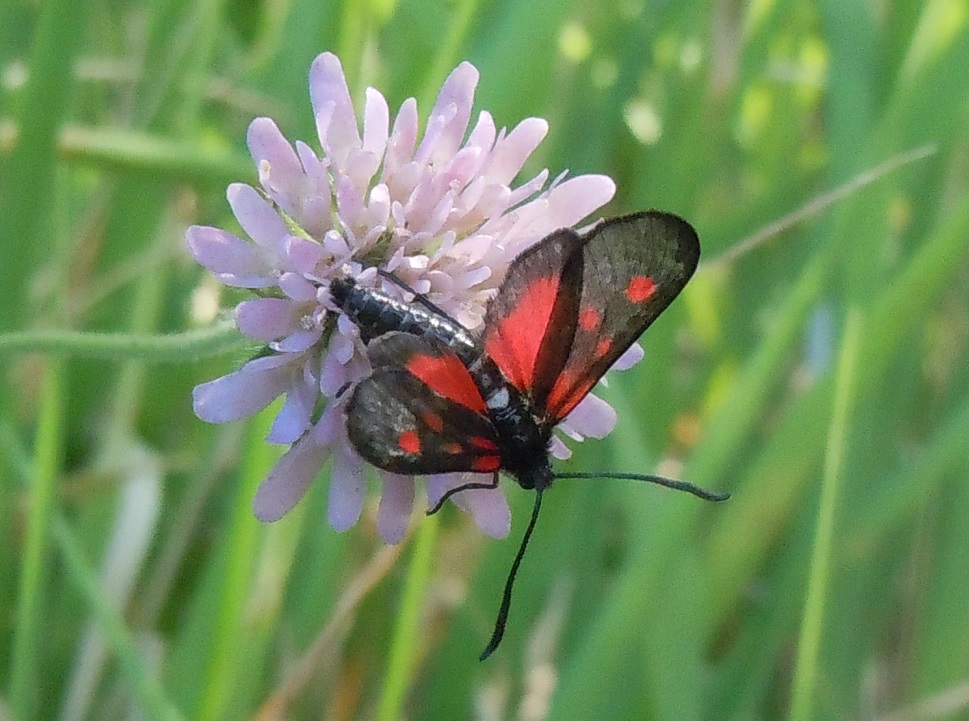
left=406, top=353, right=487, bottom=414
left=544, top=373, right=597, bottom=420
left=484, top=276, right=561, bottom=390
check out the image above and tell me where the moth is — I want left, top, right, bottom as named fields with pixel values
left=330, top=211, right=727, bottom=658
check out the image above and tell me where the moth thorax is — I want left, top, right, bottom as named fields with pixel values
left=491, top=407, right=553, bottom=491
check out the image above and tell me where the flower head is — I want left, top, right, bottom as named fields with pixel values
left=187, top=52, right=620, bottom=543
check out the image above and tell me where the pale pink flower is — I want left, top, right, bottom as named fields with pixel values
left=187, top=52, right=622, bottom=543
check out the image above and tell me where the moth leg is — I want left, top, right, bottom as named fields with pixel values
left=426, top=472, right=499, bottom=515
left=376, top=268, right=459, bottom=325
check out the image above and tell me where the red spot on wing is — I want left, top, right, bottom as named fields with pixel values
left=579, top=307, right=601, bottom=331
left=485, top=276, right=560, bottom=389
left=472, top=456, right=501, bottom=472
left=421, top=411, right=444, bottom=433
left=626, top=276, right=657, bottom=303
left=468, top=436, right=499, bottom=452
left=407, top=353, right=486, bottom=413
left=595, top=338, right=612, bottom=358
left=399, top=430, right=421, bottom=454
left=442, top=438, right=499, bottom=471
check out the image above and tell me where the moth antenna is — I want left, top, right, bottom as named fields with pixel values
left=554, top=472, right=730, bottom=503
left=480, top=489, right=544, bottom=661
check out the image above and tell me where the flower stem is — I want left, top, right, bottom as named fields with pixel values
left=0, top=321, right=247, bottom=363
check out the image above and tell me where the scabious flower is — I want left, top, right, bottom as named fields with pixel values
left=187, top=52, right=626, bottom=543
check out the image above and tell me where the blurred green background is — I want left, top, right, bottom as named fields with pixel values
left=2, top=0, right=968, bottom=720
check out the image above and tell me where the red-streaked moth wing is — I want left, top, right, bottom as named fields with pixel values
left=480, top=228, right=586, bottom=402
left=540, top=211, right=700, bottom=421
left=345, top=332, right=502, bottom=475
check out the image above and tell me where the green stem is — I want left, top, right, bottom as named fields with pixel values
left=787, top=306, right=863, bottom=721
left=59, top=125, right=252, bottom=186
left=0, top=321, right=247, bottom=363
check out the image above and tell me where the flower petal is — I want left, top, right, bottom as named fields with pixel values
left=266, top=361, right=318, bottom=443
left=485, top=117, right=548, bottom=184
left=384, top=98, right=419, bottom=183
left=228, top=183, right=290, bottom=254
left=362, top=87, right=390, bottom=161
left=549, top=436, right=573, bottom=460
left=235, top=297, right=299, bottom=341
left=272, top=328, right=322, bottom=353
left=425, top=473, right=511, bottom=539
left=310, top=52, right=361, bottom=168
left=543, top=174, right=617, bottom=229
left=247, top=119, right=307, bottom=216
left=560, top=392, right=617, bottom=440
left=612, top=342, right=644, bottom=371
left=253, top=433, right=331, bottom=521
left=328, top=443, right=367, bottom=531
left=376, top=472, right=415, bottom=544
left=285, top=236, right=325, bottom=275
left=192, top=355, right=294, bottom=423
left=185, top=225, right=273, bottom=287
left=424, top=62, right=478, bottom=163
left=465, top=111, right=496, bottom=159
left=454, top=484, right=511, bottom=539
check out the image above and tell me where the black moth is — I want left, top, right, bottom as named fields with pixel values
left=329, top=211, right=728, bottom=659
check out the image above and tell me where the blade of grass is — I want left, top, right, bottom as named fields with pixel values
left=0, top=0, right=83, bottom=680
left=787, top=306, right=863, bottom=721
left=707, top=189, right=969, bottom=625
left=8, top=360, right=66, bottom=721
left=0, top=0, right=82, bottom=334
left=194, top=410, right=279, bottom=721
left=420, top=0, right=483, bottom=107
left=252, top=541, right=405, bottom=721
left=51, top=513, right=185, bottom=721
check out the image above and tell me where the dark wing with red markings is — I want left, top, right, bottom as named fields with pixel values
left=541, top=211, right=700, bottom=420
left=481, top=228, right=585, bottom=400
left=345, top=333, right=501, bottom=475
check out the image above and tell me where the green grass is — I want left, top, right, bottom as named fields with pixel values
left=2, top=0, right=968, bottom=719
